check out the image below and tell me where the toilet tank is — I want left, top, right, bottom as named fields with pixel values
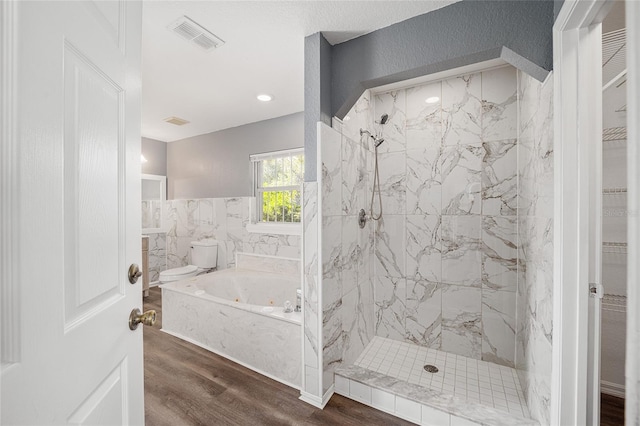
left=190, top=239, right=218, bottom=268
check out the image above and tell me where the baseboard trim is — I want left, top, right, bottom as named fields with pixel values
left=601, top=380, right=625, bottom=398
left=299, top=385, right=334, bottom=409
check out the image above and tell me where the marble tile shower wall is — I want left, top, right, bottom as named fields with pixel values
left=371, top=66, right=519, bottom=368
left=320, top=112, right=376, bottom=394
left=515, top=71, right=553, bottom=425
left=164, top=197, right=300, bottom=271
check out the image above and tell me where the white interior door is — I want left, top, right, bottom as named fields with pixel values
left=1, top=1, right=144, bottom=424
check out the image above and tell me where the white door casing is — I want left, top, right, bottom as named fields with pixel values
left=552, top=1, right=640, bottom=425
left=1, top=1, right=144, bottom=424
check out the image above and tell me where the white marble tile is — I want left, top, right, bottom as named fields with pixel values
left=374, top=275, right=406, bottom=341
left=342, top=135, right=366, bottom=215
left=407, top=147, right=442, bottom=215
left=341, top=215, right=359, bottom=296
left=441, top=145, right=483, bottom=215
left=322, top=215, right=342, bottom=306
left=342, top=285, right=374, bottom=365
left=302, top=182, right=320, bottom=381
left=482, top=140, right=518, bottom=216
left=482, top=289, right=516, bottom=367
left=342, top=90, right=373, bottom=146
left=482, top=66, right=517, bottom=142
left=323, top=297, right=344, bottom=393
left=406, top=279, right=441, bottom=348
left=406, top=214, right=441, bottom=282
left=375, top=215, right=406, bottom=278
left=441, top=216, right=482, bottom=287
left=442, top=73, right=482, bottom=146
left=377, top=151, right=407, bottom=215
left=406, top=81, right=443, bottom=150
left=441, top=285, right=482, bottom=359
left=373, top=90, right=406, bottom=153
left=482, top=216, right=518, bottom=292
left=321, top=125, right=342, bottom=216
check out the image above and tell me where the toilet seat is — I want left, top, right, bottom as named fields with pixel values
left=159, top=265, right=199, bottom=283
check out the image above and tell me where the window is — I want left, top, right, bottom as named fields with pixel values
left=251, top=148, right=304, bottom=225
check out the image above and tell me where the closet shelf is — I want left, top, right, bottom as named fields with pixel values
left=603, top=126, right=627, bottom=141
left=603, top=187, right=627, bottom=194
left=603, top=241, right=627, bottom=253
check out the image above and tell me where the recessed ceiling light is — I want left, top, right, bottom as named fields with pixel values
left=257, top=94, right=273, bottom=102
left=425, top=96, right=440, bottom=104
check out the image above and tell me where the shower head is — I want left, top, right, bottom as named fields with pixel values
left=374, top=138, right=385, bottom=148
left=379, top=114, right=389, bottom=125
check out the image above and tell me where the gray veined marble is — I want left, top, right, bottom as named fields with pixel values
left=374, top=275, right=406, bottom=341
left=442, top=285, right=482, bottom=359
left=482, top=66, right=518, bottom=142
left=482, top=215, right=518, bottom=292
left=441, top=144, right=483, bottom=215
left=373, top=90, right=406, bottom=153
left=441, top=215, right=482, bottom=288
left=482, top=140, right=518, bottom=216
left=377, top=151, right=406, bottom=215
left=406, top=146, right=442, bottom=215
left=406, top=214, right=441, bottom=282
left=442, top=73, right=482, bottom=146
left=374, top=215, right=406, bottom=278
left=482, top=289, right=516, bottom=367
left=406, top=81, right=443, bottom=150
left=406, top=279, right=442, bottom=347
left=341, top=136, right=366, bottom=215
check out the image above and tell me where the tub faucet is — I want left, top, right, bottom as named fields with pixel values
left=295, top=289, right=302, bottom=312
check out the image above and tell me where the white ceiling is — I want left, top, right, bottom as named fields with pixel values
left=141, top=1, right=458, bottom=142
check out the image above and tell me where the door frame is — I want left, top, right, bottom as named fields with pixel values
left=1, top=0, right=19, bottom=368
left=624, top=3, right=640, bottom=423
left=552, top=1, right=639, bottom=424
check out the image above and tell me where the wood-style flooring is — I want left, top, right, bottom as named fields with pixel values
left=143, top=287, right=412, bottom=426
left=601, top=393, right=625, bottom=426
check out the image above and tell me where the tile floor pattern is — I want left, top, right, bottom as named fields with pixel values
left=354, top=337, right=530, bottom=418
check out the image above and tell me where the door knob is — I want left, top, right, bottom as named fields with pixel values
left=129, top=308, right=156, bottom=330
left=128, top=263, right=142, bottom=284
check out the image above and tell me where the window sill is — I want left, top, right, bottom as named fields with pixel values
left=246, top=223, right=302, bottom=236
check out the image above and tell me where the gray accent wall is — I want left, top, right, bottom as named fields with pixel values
left=141, top=137, right=167, bottom=176
left=331, top=1, right=554, bottom=118
left=167, top=112, right=303, bottom=199
left=304, top=33, right=332, bottom=182
left=304, top=0, right=555, bottom=181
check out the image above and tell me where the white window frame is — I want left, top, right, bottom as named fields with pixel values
left=247, top=148, right=303, bottom=235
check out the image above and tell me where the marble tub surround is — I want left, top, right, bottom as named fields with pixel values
left=515, top=71, right=554, bottom=425
left=369, top=66, right=520, bottom=368
left=164, top=197, right=300, bottom=271
left=161, top=277, right=301, bottom=389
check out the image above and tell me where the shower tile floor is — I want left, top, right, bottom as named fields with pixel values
left=354, top=337, right=529, bottom=418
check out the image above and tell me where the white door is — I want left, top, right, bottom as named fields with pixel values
left=1, top=1, right=144, bottom=424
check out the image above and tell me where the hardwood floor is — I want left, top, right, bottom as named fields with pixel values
left=601, top=393, right=625, bottom=426
left=144, top=287, right=412, bottom=426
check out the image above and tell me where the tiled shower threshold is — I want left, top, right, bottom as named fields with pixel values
left=334, top=337, right=538, bottom=426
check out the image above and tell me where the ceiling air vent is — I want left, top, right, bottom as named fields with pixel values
left=164, top=116, right=190, bottom=126
left=168, top=16, right=225, bottom=52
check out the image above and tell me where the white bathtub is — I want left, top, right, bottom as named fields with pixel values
left=160, top=254, right=302, bottom=389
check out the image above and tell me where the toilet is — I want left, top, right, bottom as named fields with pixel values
left=159, top=239, right=219, bottom=283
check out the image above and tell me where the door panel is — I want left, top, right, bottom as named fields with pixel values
left=64, top=41, right=125, bottom=326
left=1, top=1, right=143, bottom=424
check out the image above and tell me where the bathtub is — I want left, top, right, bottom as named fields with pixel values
left=160, top=253, right=302, bottom=389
